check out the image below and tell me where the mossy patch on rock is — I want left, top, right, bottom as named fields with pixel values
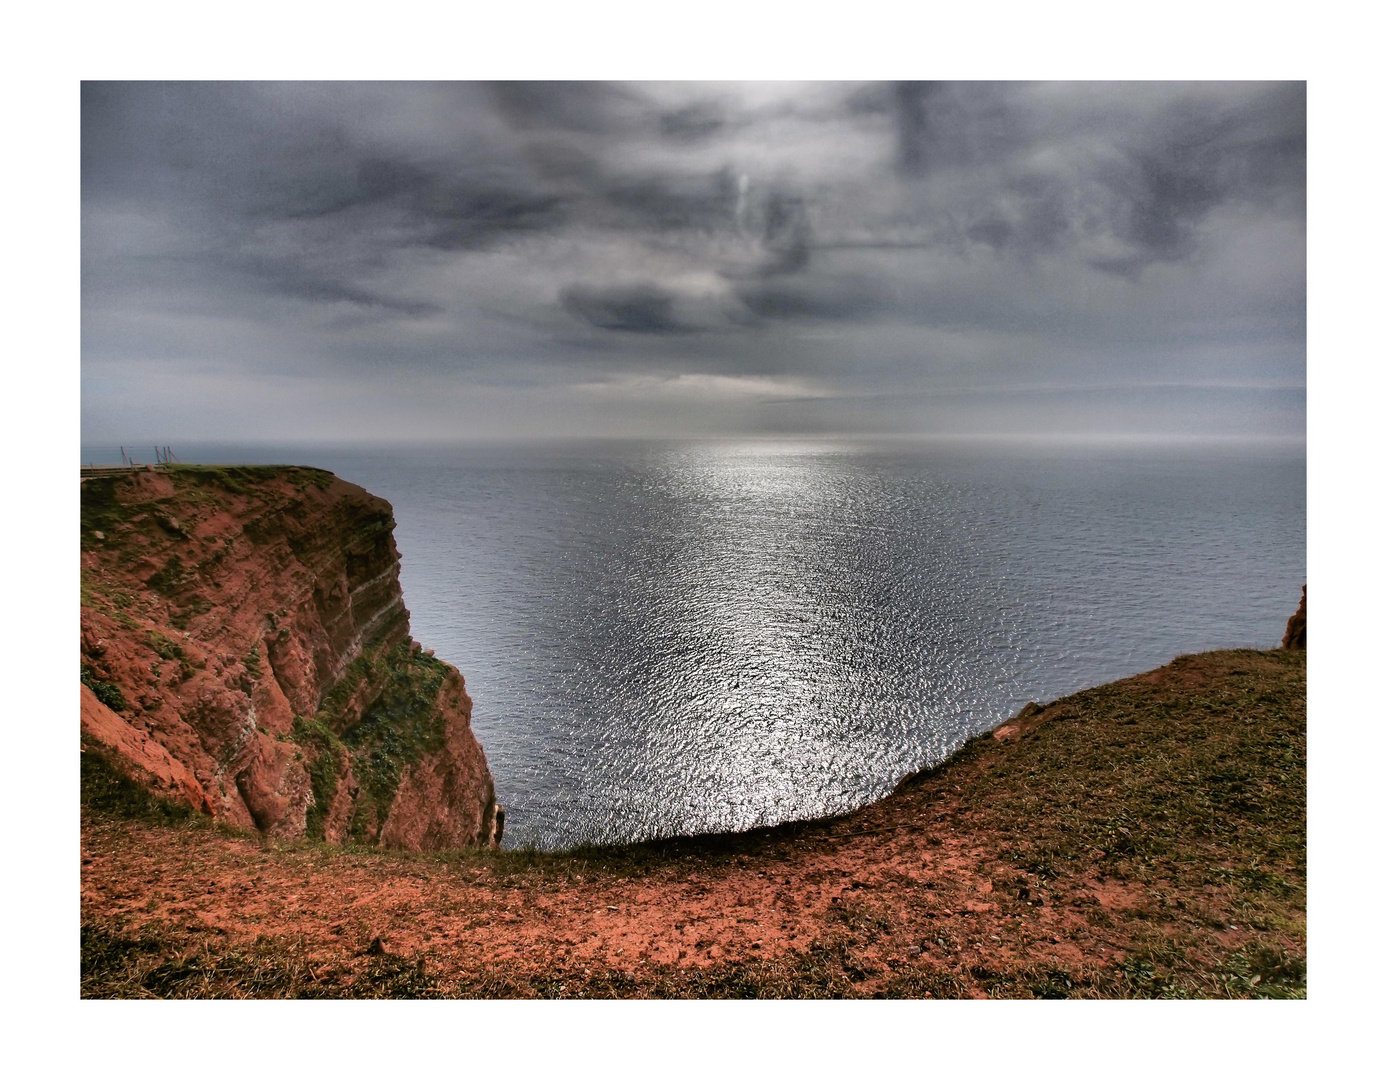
left=291, top=643, right=450, bottom=841
left=80, top=666, right=127, bottom=713
left=291, top=716, right=348, bottom=841
left=341, top=645, right=450, bottom=837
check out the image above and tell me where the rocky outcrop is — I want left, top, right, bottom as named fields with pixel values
left=80, top=464, right=502, bottom=849
left=1281, top=585, right=1306, bottom=650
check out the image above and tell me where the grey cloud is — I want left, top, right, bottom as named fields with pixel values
left=734, top=276, right=883, bottom=322
left=877, top=82, right=1306, bottom=279
left=659, top=101, right=726, bottom=142
left=560, top=284, right=693, bottom=334
left=417, top=185, right=568, bottom=251
left=230, top=257, right=443, bottom=317
left=844, top=83, right=892, bottom=116
left=756, top=191, right=812, bottom=275
left=487, top=81, right=653, bottom=135
left=83, top=83, right=580, bottom=328
left=245, top=146, right=570, bottom=254
left=1089, top=86, right=1306, bottom=276
left=893, top=81, right=1023, bottom=177
left=599, top=169, right=738, bottom=231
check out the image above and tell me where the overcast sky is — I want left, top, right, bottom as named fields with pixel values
left=81, top=81, right=1305, bottom=442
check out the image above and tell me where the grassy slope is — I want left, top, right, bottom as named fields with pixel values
left=80, top=648, right=1305, bottom=999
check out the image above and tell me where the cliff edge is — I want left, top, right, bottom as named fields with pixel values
left=1280, top=584, right=1306, bottom=650
left=80, top=464, right=502, bottom=850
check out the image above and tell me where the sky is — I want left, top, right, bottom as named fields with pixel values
left=81, top=81, right=1305, bottom=443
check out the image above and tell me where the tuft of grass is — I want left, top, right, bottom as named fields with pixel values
left=81, top=920, right=436, bottom=999
left=1112, top=956, right=1195, bottom=999
left=80, top=743, right=202, bottom=826
left=291, top=716, right=347, bottom=841
left=80, top=666, right=127, bottom=713
left=142, top=630, right=196, bottom=681
left=145, top=553, right=189, bottom=596
left=80, top=474, right=139, bottom=536
left=1217, top=943, right=1306, bottom=999
left=145, top=630, right=185, bottom=661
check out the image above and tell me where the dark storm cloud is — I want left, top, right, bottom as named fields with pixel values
left=599, top=169, right=738, bottom=231
left=659, top=101, right=726, bottom=142
left=270, top=155, right=567, bottom=249
left=893, top=81, right=1025, bottom=176
left=81, top=81, right=1305, bottom=441
left=885, top=81, right=1306, bottom=278
left=1086, top=84, right=1306, bottom=276
left=733, top=276, right=883, bottom=322
left=486, top=81, right=653, bottom=135
left=560, top=283, right=692, bottom=334
left=755, top=190, right=812, bottom=275
left=82, top=82, right=581, bottom=326
left=412, top=183, right=568, bottom=251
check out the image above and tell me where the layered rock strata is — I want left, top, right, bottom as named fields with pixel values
left=80, top=464, right=502, bottom=849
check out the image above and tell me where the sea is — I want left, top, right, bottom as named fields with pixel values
left=82, top=438, right=1306, bottom=850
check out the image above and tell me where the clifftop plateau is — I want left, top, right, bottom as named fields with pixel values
left=80, top=464, right=502, bottom=850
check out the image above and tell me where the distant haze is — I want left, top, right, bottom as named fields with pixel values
left=81, top=81, right=1305, bottom=443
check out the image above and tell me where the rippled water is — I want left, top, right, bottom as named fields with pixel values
left=90, top=438, right=1305, bottom=849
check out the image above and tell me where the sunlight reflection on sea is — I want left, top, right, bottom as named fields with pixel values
left=116, top=438, right=1304, bottom=850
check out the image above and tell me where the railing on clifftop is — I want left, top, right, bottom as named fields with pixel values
left=82, top=445, right=181, bottom=473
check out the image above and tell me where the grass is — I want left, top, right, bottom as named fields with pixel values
left=81, top=921, right=436, bottom=999
left=89, top=912, right=1277, bottom=1000
left=80, top=666, right=127, bottom=713
left=950, top=650, right=1306, bottom=889
left=280, top=642, right=452, bottom=841
left=144, top=553, right=189, bottom=597
left=79, top=473, right=139, bottom=537
left=164, top=463, right=337, bottom=495
left=80, top=743, right=202, bottom=827
left=77, top=913, right=901, bottom=1000
left=81, top=464, right=339, bottom=552
left=341, top=645, right=450, bottom=840
left=292, top=716, right=348, bottom=841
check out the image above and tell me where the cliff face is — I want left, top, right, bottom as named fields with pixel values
left=1280, top=585, right=1306, bottom=650
left=80, top=465, right=502, bottom=849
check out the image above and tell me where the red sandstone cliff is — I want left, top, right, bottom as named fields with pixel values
left=80, top=465, right=502, bottom=850
left=1280, top=585, right=1306, bottom=650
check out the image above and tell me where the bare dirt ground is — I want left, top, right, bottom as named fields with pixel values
left=81, top=648, right=1305, bottom=999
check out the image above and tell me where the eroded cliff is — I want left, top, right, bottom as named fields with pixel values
left=80, top=464, right=502, bottom=849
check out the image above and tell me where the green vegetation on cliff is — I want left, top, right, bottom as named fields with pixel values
left=290, top=643, right=451, bottom=842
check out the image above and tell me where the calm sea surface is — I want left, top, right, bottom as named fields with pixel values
left=84, top=439, right=1305, bottom=849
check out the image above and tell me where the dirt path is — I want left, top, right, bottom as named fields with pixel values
left=81, top=649, right=1306, bottom=999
